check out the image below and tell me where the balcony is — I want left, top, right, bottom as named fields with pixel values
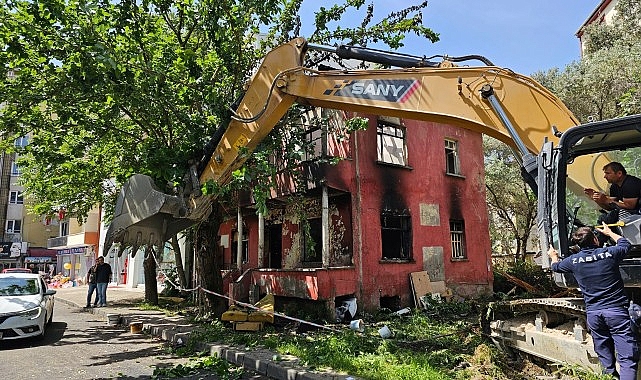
left=47, top=235, right=68, bottom=249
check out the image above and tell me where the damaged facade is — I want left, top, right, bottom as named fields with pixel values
left=218, top=109, right=493, bottom=314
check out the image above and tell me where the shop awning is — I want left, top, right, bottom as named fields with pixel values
left=27, top=248, right=57, bottom=257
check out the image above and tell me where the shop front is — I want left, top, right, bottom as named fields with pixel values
left=56, top=246, right=92, bottom=282
left=24, top=248, right=57, bottom=276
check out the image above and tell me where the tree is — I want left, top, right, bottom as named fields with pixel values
left=487, top=0, right=641, bottom=261
left=0, top=0, right=438, bottom=311
left=533, top=0, right=641, bottom=122
left=483, top=136, right=537, bottom=261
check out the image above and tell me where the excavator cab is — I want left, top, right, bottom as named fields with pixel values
left=537, top=114, right=641, bottom=287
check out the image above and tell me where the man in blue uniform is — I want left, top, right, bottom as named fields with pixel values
left=548, top=224, right=638, bottom=379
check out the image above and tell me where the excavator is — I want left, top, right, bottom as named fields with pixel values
left=104, top=37, right=641, bottom=371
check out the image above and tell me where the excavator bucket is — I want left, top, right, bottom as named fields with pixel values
left=104, top=174, right=194, bottom=253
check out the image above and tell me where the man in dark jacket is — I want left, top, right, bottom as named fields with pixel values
left=548, top=224, right=639, bottom=379
left=85, top=263, right=98, bottom=308
left=94, top=256, right=112, bottom=307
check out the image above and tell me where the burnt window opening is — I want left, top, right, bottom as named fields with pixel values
left=231, top=229, right=249, bottom=264
left=302, top=218, right=322, bottom=263
left=377, top=121, right=407, bottom=166
left=445, top=139, right=461, bottom=175
left=450, top=220, right=467, bottom=260
left=267, top=223, right=283, bottom=269
left=381, top=211, right=411, bottom=260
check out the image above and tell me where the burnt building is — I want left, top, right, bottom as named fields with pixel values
left=217, top=109, right=492, bottom=313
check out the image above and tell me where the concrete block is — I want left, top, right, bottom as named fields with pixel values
left=208, top=344, right=227, bottom=358
left=225, top=349, right=245, bottom=365
left=266, top=362, right=299, bottom=380
left=243, top=352, right=269, bottom=374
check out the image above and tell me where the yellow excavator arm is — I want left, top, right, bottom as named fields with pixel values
left=106, top=37, right=605, bottom=249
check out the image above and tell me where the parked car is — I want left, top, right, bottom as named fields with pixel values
left=0, top=273, right=56, bottom=340
left=1, top=268, right=33, bottom=274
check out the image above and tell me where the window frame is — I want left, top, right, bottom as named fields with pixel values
left=381, top=211, right=412, bottom=261
left=6, top=219, right=22, bottom=234
left=450, top=220, right=467, bottom=260
left=9, top=191, right=23, bottom=204
left=445, top=138, right=461, bottom=175
left=231, top=229, right=249, bottom=265
left=14, top=136, right=29, bottom=148
left=11, top=161, right=20, bottom=176
left=60, top=220, right=69, bottom=237
left=377, top=120, right=408, bottom=166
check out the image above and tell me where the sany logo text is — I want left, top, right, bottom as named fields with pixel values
left=324, top=79, right=419, bottom=102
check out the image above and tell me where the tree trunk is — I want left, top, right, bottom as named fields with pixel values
left=194, top=204, right=226, bottom=318
left=143, top=246, right=159, bottom=305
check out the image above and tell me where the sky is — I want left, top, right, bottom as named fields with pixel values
left=298, top=0, right=601, bottom=75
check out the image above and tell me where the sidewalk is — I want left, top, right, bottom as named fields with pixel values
left=54, top=284, right=354, bottom=380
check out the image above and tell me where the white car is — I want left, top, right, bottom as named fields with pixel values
left=0, top=273, right=56, bottom=340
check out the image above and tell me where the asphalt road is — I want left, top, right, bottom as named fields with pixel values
left=0, top=301, right=268, bottom=380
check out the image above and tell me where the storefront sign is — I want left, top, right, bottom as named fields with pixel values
left=0, top=242, right=21, bottom=258
left=56, top=247, right=86, bottom=255
left=24, top=256, right=53, bottom=263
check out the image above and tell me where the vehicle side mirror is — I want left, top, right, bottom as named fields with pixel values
left=45, top=289, right=57, bottom=296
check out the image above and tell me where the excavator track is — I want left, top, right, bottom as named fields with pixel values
left=485, top=298, right=601, bottom=372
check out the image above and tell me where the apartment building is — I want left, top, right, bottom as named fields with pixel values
left=0, top=136, right=58, bottom=272
left=576, top=0, right=619, bottom=55
left=0, top=135, right=101, bottom=281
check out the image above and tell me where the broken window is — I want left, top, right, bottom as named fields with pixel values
left=302, top=218, right=322, bottom=263
left=445, top=139, right=461, bottom=175
left=377, top=121, right=407, bottom=166
left=232, top=229, right=249, bottom=264
left=450, top=220, right=466, bottom=259
left=381, top=211, right=411, bottom=260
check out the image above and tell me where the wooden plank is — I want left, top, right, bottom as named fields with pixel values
left=409, top=271, right=432, bottom=307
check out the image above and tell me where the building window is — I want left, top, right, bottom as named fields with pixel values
left=377, top=121, right=407, bottom=166
left=302, top=218, right=322, bottom=263
left=6, top=220, right=22, bottom=234
left=445, top=139, right=461, bottom=175
left=450, top=220, right=466, bottom=260
left=9, top=191, right=23, bottom=204
left=381, top=211, right=411, bottom=260
left=231, top=229, right=248, bottom=264
left=60, top=221, right=69, bottom=237
left=14, top=136, right=29, bottom=148
left=11, top=161, right=20, bottom=176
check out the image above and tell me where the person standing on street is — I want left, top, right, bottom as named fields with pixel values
left=94, top=256, right=112, bottom=307
left=85, top=263, right=98, bottom=308
left=548, top=224, right=639, bottom=379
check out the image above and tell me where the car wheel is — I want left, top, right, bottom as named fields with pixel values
left=47, top=309, right=54, bottom=325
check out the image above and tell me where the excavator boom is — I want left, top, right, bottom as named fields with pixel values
left=106, top=37, right=603, bottom=250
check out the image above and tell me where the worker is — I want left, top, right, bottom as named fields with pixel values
left=584, top=162, right=641, bottom=221
left=584, top=162, right=641, bottom=245
left=548, top=224, right=639, bottom=380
